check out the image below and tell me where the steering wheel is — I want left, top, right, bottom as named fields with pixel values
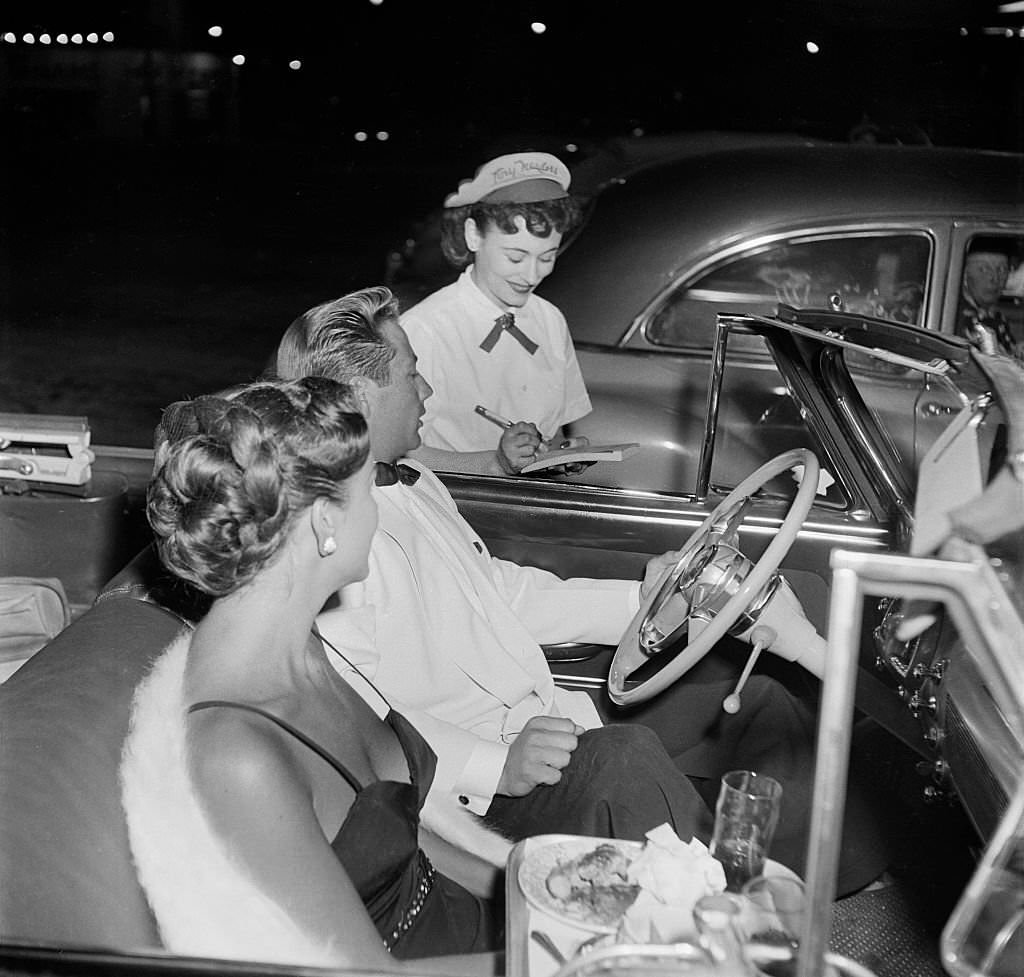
left=607, top=448, right=820, bottom=706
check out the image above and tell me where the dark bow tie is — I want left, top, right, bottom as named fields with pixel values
left=479, top=312, right=538, bottom=355
left=375, top=462, right=421, bottom=487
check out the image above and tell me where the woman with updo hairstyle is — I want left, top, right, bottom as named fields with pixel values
left=148, top=379, right=365, bottom=596
left=400, top=151, right=593, bottom=477
left=120, top=377, right=505, bottom=975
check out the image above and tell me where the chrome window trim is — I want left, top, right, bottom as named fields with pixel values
left=944, top=220, right=1024, bottom=337
left=620, top=224, right=938, bottom=350
left=696, top=310, right=956, bottom=515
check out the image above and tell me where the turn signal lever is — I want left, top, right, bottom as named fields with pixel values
left=722, top=626, right=777, bottom=714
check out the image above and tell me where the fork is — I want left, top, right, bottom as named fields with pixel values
left=530, top=929, right=567, bottom=965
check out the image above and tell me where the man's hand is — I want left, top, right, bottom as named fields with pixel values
left=640, top=548, right=684, bottom=601
left=496, top=715, right=584, bottom=797
left=496, top=421, right=543, bottom=474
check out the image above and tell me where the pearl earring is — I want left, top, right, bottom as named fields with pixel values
left=321, top=536, right=337, bottom=556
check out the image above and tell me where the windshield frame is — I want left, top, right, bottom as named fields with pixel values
left=699, top=310, right=985, bottom=526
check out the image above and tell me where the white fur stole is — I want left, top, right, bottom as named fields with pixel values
left=119, top=631, right=341, bottom=967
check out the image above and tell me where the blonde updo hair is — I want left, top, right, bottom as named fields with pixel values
left=147, top=376, right=368, bottom=597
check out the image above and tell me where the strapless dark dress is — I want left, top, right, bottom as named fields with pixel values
left=188, top=702, right=500, bottom=958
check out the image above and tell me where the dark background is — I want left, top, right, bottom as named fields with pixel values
left=5, top=0, right=1019, bottom=150
left=2, top=0, right=1023, bottom=444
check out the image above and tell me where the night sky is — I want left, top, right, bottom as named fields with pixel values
left=4, top=0, right=1024, bottom=152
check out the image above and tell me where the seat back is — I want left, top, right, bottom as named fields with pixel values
left=99, top=542, right=211, bottom=623
left=0, top=593, right=189, bottom=950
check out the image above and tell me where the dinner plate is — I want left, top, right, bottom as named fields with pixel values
left=518, top=837, right=644, bottom=933
left=518, top=836, right=803, bottom=935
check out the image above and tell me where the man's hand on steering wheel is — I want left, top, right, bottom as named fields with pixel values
left=640, top=549, right=686, bottom=601
left=495, top=715, right=584, bottom=797
left=609, top=449, right=822, bottom=706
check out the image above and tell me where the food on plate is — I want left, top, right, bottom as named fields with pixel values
left=544, top=842, right=642, bottom=925
left=539, top=825, right=728, bottom=935
left=618, top=823, right=728, bottom=944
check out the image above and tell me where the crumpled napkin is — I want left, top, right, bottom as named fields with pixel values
left=616, top=822, right=727, bottom=944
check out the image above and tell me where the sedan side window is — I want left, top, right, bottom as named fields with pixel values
left=647, top=233, right=931, bottom=351
left=955, top=233, right=1024, bottom=358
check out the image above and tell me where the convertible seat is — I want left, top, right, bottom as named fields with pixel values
left=0, top=592, right=189, bottom=951
left=98, top=542, right=210, bottom=624
left=0, top=472, right=142, bottom=614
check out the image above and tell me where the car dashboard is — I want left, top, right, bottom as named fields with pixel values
left=863, top=350, right=1024, bottom=846
left=874, top=592, right=1024, bottom=841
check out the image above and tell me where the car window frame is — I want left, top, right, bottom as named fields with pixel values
left=701, top=310, right=989, bottom=528
left=946, top=220, right=1024, bottom=336
left=621, top=224, right=939, bottom=355
left=697, top=315, right=870, bottom=518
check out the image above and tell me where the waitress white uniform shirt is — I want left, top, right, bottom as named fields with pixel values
left=401, top=268, right=593, bottom=448
left=317, top=460, right=639, bottom=814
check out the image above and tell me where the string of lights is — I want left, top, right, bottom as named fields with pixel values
left=2, top=32, right=115, bottom=44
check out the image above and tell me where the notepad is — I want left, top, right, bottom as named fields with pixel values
left=521, top=442, right=641, bottom=475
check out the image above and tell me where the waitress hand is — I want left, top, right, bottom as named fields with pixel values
left=497, top=421, right=544, bottom=474
left=541, top=434, right=591, bottom=476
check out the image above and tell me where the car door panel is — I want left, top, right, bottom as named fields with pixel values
left=569, top=345, right=797, bottom=494
left=443, top=474, right=888, bottom=640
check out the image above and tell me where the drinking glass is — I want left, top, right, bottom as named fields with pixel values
left=692, top=892, right=748, bottom=973
left=710, top=770, right=783, bottom=892
left=741, top=875, right=807, bottom=977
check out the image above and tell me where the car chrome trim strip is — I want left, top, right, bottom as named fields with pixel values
left=624, top=224, right=939, bottom=350
left=695, top=313, right=732, bottom=498
left=550, top=673, right=605, bottom=690
left=720, top=311, right=959, bottom=372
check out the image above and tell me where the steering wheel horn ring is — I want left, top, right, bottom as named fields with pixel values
left=608, top=448, right=821, bottom=706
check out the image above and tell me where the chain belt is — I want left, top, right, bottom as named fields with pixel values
left=384, top=850, right=436, bottom=951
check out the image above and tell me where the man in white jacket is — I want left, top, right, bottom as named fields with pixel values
left=275, top=287, right=890, bottom=895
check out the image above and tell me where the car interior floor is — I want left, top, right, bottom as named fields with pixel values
left=829, top=721, right=978, bottom=977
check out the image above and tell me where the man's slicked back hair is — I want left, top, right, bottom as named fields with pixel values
left=276, top=286, right=400, bottom=385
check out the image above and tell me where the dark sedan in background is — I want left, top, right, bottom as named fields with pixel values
left=392, top=140, right=1024, bottom=495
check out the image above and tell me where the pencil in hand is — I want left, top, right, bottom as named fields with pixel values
left=474, top=405, right=514, bottom=429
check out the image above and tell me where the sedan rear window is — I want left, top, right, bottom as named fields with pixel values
left=648, top=233, right=931, bottom=352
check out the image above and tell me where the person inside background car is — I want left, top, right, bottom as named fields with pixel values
left=957, top=243, right=1022, bottom=359
left=275, top=285, right=893, bottom=898
left=398, top=151, right=593, bottom=476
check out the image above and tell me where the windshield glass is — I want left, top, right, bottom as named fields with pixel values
left=839, top=350, right=999, bottom=503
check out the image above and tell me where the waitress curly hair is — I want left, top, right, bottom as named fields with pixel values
left=440, top=196, right=581, bottom=268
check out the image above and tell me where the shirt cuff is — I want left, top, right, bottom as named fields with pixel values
left=454, top=738, right=509, bottom=816
left=627, top=580, right=641, bottom=614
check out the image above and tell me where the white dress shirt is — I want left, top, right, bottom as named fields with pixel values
left=401, top=269, right=592, bottom=448
left=318, top=461, right=639, bottom=813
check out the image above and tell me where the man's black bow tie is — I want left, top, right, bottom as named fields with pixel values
left=375, top=462, right=421, bottom=487
left=479, top=312, right=538, bottom=355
